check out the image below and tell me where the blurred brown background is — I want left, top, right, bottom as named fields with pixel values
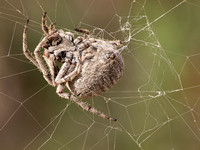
left=1, top=0, right=200, bottom=150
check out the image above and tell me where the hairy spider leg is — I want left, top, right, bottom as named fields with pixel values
left=23, top=19, right=57, bottom=86
left=49, top=22, right=56, bottom=33
left=56, top=84, right=117, bottom=121
left=33, top=30, right=57, bottom=86
left=55, top=62, right=71, bottom=83
left=75, top=28, right=90, bottom=35
left=43, top=52, right=59, bottom=86
left=23, top=19, right=39, bottom=68
left=55, top=57, right=81, bottom=84
left=42, top=12, right=56, bottom=35
left=73, top=37, right=83, bottom=45
left=42, top=12, right=49, bottom=35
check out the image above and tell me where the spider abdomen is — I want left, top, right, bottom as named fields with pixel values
left=67, top=49, right=124, bottom=99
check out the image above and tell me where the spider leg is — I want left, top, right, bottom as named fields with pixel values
left=76, top=41, right=90, bottom=51
left=74, top=28, right=90, bottom=35
left=33, top=30, right=57, bottom=86
left=55, top=57, right=81, bottom=84
left=54, top=61, right=71, bottom=84
left=108, top=40, right=122, bottom=47
left=74, top=37, right=83, bottom=45
left=23, top=18, right=57, bottom=86
left=42, top=12, right=49, bottom=35
left=43, top=52, right=59, bottom=86
left=42, top=12, right=56, bottom=35
left=73, top=37, right=90, bottom=53
left=56, top=84, right=117, bottom=121
left=49, top=22, right=56, bottom=33
left=23, top=19, right=39, bottom=68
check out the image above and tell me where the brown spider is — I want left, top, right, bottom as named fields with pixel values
left=23, top=12, right=124, bottom=121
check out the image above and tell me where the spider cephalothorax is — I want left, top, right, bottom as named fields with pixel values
left=23, top=12, right=124, bottom=121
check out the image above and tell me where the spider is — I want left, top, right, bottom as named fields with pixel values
left=23, top=12, right=124, bottom=121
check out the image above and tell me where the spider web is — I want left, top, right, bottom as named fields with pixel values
left=1, top=0, right=200, bottom=149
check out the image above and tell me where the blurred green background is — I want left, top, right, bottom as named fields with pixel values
left=1, top=0, right=200, bottom=149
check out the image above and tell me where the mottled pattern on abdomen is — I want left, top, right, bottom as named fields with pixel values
left=67, top=52, right=124, bottom=99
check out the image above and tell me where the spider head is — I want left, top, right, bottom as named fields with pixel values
left=43, top=30, right=75, bottom=63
